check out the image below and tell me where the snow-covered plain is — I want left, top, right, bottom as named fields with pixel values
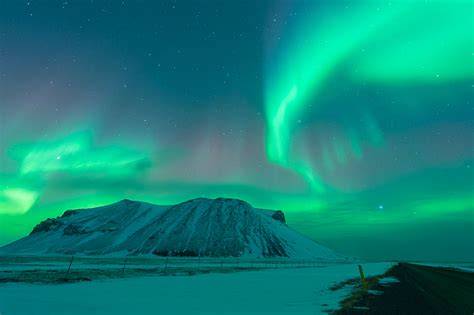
left=0, top=262, right=392, bottom=315
left=416, top=262, right=474, bottom=273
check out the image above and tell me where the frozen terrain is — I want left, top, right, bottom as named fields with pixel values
left=0, top=198, right=345, bottom=259
left=0, top=255, right=348, bottom=283
left=0, top=262, right=392, bottom=315
left=416, top=262, right=474, bottom=273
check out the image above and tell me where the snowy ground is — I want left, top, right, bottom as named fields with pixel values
left=415, top=262, right=474, bottom=273
left=0, top=262, right=392, bottom=315
left=0, top=256, right=355, bottom=283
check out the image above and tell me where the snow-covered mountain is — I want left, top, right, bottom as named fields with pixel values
left=0, top=198, right=345, bottom=259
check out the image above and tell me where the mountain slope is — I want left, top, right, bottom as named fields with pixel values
left=0, top=198, right=345, bottom=259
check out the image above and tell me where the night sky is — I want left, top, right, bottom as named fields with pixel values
left=1, top=0, right=473, bottom=261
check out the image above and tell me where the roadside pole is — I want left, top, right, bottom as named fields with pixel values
left=65, top=255, right=75, bottom=281
left=121, top=256, right=128, bottom=278
left=164, top=256, right=169, bottom=275
left=358, top=264, right=367, bottom=290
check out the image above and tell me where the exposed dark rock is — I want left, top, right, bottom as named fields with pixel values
left=63, top=224, right=89, bottom=236
left=153, top=250, right=199, bottom=257
left=272, top=210, right=286, bottom=224
left=61, top=210, right=80, bottom=218
left=30, top=218, right=63, bottom=235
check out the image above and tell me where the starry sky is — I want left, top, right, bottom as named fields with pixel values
left=1, top=0, right=473, bottom=261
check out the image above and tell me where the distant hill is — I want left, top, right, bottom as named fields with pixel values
left=0, top=197, right=346, bottom=259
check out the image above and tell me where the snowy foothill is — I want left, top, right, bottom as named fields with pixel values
left=0, top=262, right=392, bottom=315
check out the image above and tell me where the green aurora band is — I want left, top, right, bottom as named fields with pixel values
left=264, top=0, right=473, bottom=192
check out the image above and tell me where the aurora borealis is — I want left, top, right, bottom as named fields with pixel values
left=1, top=0, right=473, bottom=260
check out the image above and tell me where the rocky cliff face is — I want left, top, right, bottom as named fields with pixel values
left=271, top=210, right=286, bottom=224
left=0, top=197, right=344, bottom=259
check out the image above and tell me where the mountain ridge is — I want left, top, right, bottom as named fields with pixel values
left=0, top=197, right=346, bottom=260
